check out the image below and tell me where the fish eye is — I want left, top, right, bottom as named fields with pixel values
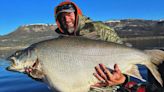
left=15, top=51, right=21, bottom=56
left=15, top=52, right=19, bottom=56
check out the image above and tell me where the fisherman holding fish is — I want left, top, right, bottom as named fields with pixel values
left=54, top=2, right=128, bottom=90
left=53, top=1, right=164, bottom=91
left=24, top=1, right=163, bottom=92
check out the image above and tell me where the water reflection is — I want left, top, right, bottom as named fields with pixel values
left=0, top=59, right=52, bottom=92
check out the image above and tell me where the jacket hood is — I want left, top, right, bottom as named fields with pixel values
left=54, top=1, right=82, bottom=34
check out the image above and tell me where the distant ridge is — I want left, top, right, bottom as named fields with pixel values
left=105, top=19, right=164, bottom=37
left=0, top=23, right=59, bottom=59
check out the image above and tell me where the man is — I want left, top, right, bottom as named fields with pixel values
left=54, top=1, right=123, bottom=44
left=54, top=1, right=155, bottom=92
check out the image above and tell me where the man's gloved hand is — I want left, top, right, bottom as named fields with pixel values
left=91, top=64, right=126, bottom=87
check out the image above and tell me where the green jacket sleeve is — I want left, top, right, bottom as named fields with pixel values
left=93, top=22, right=123, bottom=44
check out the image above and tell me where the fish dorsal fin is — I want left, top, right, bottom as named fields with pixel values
left=144, top=49, right=164, bottom=65
left=125, top=65, right=146, bottom=82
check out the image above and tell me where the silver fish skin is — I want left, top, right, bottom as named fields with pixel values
left=7, top=36, right=164, bottom=92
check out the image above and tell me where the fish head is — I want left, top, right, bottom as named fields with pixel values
left=6, top=47, right=37, bottom=73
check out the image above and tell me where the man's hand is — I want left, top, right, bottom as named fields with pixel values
left=91, top=64, right=126, bottom=87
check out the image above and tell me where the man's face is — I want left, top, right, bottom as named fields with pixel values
left=60, top=12, right=75, bottom=33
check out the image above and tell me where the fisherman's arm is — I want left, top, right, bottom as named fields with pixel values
left=93, top=22, right=123, bottom=44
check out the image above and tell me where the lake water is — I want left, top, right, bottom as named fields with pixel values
left=0, top=59, right=52, bottom=92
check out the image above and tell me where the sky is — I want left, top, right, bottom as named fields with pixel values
left=0, top=0, right=164, bottom=35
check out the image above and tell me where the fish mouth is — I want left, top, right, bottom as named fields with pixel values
left=6, top=56, right=24, bottom=72
left=6, top=66, right=25, bottom=73
left=6, top=66, right=17, bottom=72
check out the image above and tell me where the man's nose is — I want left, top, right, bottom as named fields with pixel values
left=65, top=16, right=71, bottom=22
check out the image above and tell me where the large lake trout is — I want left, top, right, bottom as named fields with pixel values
left=7, top=36, right=164, bottom=92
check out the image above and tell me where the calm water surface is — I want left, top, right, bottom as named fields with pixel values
left=0, top=59, right=52, bottom=92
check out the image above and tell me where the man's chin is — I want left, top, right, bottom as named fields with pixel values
left=67, top=28, right=75, bottom=33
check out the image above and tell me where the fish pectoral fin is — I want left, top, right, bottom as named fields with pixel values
left=145, top=62, right=163, bottom=86
left=125, top=65, right=146, bottom=82
left=29, top=69, right=45, bottom=79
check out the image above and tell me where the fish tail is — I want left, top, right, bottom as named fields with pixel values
left=145, top=62, right=163, bottom=86
left=144, top=49, right=164, bottom=65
